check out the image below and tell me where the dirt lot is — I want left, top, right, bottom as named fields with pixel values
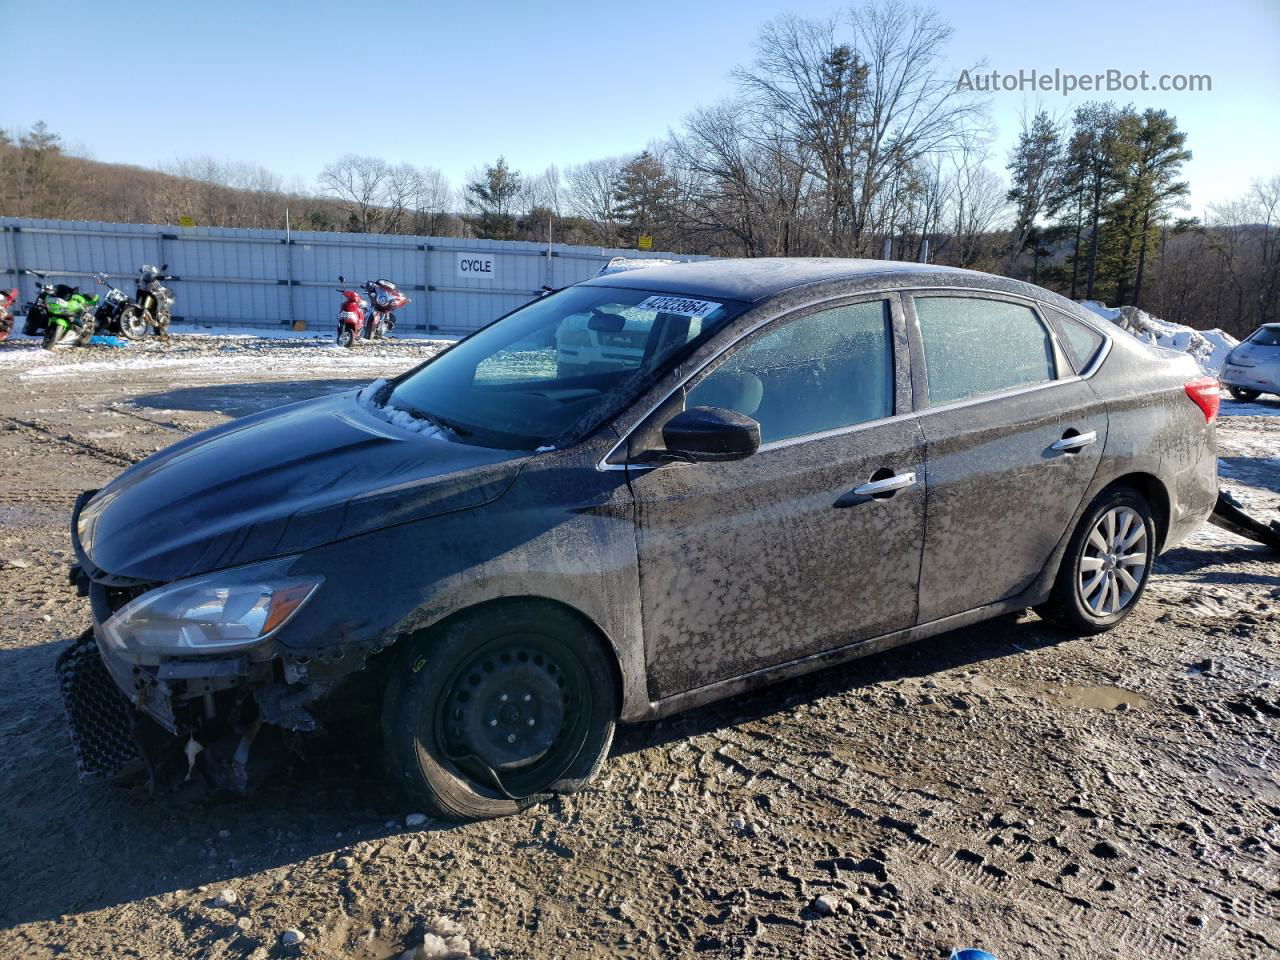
left=0, top=335, right=1276, bottom=960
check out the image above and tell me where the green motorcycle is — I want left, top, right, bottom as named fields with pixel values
left=39, top=280, right=99, bottom=350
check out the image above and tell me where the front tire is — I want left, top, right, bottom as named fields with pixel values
left=381, top=602, right=617, bottom=821
left=42, top=324, right=70, bottom=349
left=1036, top=488, right=1156, bottom=634
left=337, top=325, right=355, bottom=348
left=117, top=306, right=147, bottom=340
left=1227, top=386, right=1260, bottom=402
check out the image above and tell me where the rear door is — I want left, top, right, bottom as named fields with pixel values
left=907, top=292, right=1107, bottom=623
left=625, top=294, right=926, bottom=701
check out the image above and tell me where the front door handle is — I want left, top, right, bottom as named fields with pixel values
left=1050, top=430, right=1097, bottom=453
left=834, top=471, right=918, bottom=507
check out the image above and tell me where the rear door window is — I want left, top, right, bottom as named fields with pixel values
left=914, top=296, right=1056, bottom=405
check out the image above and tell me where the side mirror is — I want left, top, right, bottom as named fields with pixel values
left=661, top=406, right=760, bottom=463
left=161, top=263, right=168, bottom=271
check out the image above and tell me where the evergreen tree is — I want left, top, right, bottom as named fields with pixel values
left=1059, top=102, right=1124, bottom=301
left=465, top=157, right=523, bottom=240
left=1005, top=109, right=1064, bottom=274
left=1097, top=109, right=1190, bottom=306
left=613, top=151, right=678, bottom=247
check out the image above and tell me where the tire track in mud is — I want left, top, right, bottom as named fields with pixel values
left=0, top=415, right=141, bottom=468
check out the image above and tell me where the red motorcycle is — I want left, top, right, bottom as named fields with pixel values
left=334, top=276, right=410, bottom=347
left=0, top=288, right=17, bottom=341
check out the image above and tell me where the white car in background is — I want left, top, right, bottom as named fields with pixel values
left=1221, top=323, right=1280, bottom=401
left=555, top=257, right=683, bottom=376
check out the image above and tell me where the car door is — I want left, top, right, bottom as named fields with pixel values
left=622, top=294, right=926, bottom=702
left=906, top=291, right=1108, bottom=623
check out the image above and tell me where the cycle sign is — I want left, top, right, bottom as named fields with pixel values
left=456, top=253, right=496, bottom=281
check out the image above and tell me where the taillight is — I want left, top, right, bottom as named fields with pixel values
left=1184, top=376, right=1220, bottom=423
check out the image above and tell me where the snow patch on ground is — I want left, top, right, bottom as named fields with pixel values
left=1081, top=300, right=1238, bottom=374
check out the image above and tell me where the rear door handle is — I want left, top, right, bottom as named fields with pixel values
left=1050, top=430, right=1097, bottom=453
left=834, top=471, right=918, bottom=507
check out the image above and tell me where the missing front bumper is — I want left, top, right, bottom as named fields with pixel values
left=55, top=630, right=145, bottom=782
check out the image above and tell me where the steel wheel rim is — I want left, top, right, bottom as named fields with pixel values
left=1078, top=505, right=1149, bottom=616
left=435, top=635, right=590, bottom=799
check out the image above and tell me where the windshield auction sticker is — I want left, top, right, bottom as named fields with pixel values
left=636, top=295, right=722, bottom=318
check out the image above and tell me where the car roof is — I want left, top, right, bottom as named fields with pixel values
left=581, top=257, right=1002, bottom=303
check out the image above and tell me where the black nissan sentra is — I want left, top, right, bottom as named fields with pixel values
left=62, top=259, right=1219, bottom=819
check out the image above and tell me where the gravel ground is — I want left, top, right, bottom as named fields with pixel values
left=0, top=335, right=1276, bottom=960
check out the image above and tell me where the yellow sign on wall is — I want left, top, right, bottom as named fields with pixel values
left=178, top=216, right=196, bottom=228
left=637, top=235, right=653, bottom=250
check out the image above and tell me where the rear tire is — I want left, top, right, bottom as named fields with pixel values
left=381, top=602, right=617, bottom=821
left=1227, top=386, right=1260, bottom=402
left=1036, top=488, right=1156, bottom=635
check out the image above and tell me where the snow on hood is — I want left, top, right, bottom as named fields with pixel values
left=1081, top=300, right=1238, bottom=375
left=358, top=377, right=450, bottom=440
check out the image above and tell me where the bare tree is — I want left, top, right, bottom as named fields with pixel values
left=565, top=156, right=626, bottom=245
left=319, top=154, right=390, bottom=233
left=735, top=2, right=986, bottom=255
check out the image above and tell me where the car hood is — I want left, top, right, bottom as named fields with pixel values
left=76, top=390, right=529, bottom=582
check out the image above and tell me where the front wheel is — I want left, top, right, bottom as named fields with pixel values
left=1036, top=488, right=1156, bottom=634
left=42, top=323, right=70, bottom=349
left=381, top=602, right=617, bottom=821
left=337, top=325, right=355, bottom=348
left=117, top=306, right=147, bottom=340
left=1227, top=386, right=1261, bottom=402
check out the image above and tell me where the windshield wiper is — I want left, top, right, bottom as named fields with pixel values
left=404, top=404, right=472, bottom=437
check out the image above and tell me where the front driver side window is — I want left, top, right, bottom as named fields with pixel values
left=686, top=299, right=893, bottom=444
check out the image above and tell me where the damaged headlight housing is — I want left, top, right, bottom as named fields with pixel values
left=102, top=558, right=323, bottom=657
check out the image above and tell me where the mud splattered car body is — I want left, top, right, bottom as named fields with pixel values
left=61, top=259, right=1219, bottom=809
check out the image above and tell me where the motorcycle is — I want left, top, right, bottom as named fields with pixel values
left=20, top=270, right=100, bottom=348
left=334, top=278, right=369, bottom=348
left=335, top=276, right=410, bottom=347
left=92, top=273, right=152, bottom=340
left=133, top=264, right=180, bottom=339
left=0, top=287, right=16, bottom=341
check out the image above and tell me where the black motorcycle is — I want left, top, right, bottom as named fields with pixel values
left=134, top=264, right=179, bottom=339
left=20, top=269, right=61, bottom=336
left=92, top=273, right=150, bottom=340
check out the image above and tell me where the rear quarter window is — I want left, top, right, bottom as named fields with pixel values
left=1052, top=312, right=1107, bottom=372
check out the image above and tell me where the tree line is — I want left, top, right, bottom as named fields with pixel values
left=1, top=1, right=1275, bottom=338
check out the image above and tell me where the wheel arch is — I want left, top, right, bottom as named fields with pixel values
left=1099, top=472, right=1171, bottom=552
left=387, top=595, right=627, bottom=721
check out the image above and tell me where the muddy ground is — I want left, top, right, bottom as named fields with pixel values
left=0, top=335, right=1276, bottom=960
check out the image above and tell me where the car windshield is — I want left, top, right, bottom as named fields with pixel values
left=1247, top=325, right=1280, bottom=346
left=384, top=285, right=749, bottom=450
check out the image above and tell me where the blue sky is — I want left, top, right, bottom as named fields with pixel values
left=2, top=0, right=1277, bottom=214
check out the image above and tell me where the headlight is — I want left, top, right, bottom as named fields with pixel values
left=102, top=558, right=323, bottom=657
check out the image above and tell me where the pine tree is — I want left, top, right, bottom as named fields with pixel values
left=1059, top=102, right=1124, bottom=301
left=1005, top=109, right=1064, bottom=274
left=1098, top=109, right=1190, bottom=305
left=613, top=151, right=678, bottom=247
left=465, top=157, right=523, bottom=240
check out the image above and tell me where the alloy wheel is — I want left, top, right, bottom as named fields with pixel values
left=1078, top=505, right=1149, bottom=616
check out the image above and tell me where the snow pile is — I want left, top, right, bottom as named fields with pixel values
left=1081, top=301, right=1238, bottom=374
left=357, top=377, right=449, bottom=440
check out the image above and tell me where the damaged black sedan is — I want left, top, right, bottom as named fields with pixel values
left=60, top=259, right=1219, bottom=819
